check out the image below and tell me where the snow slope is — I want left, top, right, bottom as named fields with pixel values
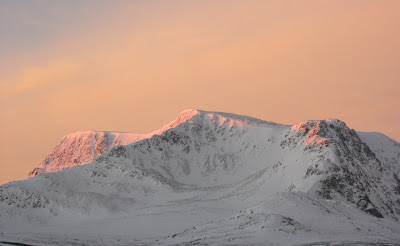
left=27, top=131, right=151, bottom=177
left=1, top=109, right=400, bottom=245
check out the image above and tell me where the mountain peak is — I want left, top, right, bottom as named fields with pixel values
left=289, top=119, right=350, bottom=146
left=158, top=109, right=201, bottom=131
left=158, top=109, right=279, bottom=133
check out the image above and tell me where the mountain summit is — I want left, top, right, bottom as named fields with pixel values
left=1, top=109, right=400, bottom=245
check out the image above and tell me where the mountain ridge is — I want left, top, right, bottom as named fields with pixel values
left=27, top=109, right=282, bottom=177
left=2, top=109, right=400, bottom=245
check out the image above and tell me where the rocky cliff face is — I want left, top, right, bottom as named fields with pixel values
left=282, top=119, right=400, bottom=219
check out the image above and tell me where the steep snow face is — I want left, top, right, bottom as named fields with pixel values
left=118, top=110, right=289, bottom=187
left=1, top=109, right=400, bottom=245
left=28, top=131, right=153, bottom=177
left=357, top=131, right=400, bottom=175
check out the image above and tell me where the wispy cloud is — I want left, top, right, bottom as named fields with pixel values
left=14, top=61, right=80, bottom=92
left=0, top=61, right=80, bottom=102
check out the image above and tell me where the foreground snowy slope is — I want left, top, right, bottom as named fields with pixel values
left=1, top=109, right=400, bottom=245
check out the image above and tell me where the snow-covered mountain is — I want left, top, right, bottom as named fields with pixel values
left=1, top=109, right=400, bottom=245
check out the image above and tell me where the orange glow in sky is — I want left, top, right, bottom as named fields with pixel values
left=1, top=1, right=399, bottom=184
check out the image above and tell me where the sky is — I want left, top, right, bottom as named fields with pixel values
left=1, top=1, right=399, bottom=185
